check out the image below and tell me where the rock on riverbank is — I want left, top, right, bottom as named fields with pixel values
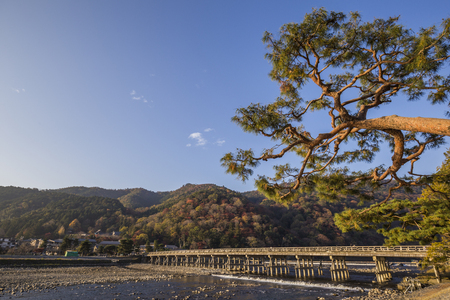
left=342, top=283, right=450, bottom=300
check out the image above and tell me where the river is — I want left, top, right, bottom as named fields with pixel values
left=6, top=262, right=420, bottom=299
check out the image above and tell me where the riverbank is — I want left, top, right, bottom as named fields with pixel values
left=342, top=283, right=450, bottom=300
left=0, top=264, right=447, bottom=299
left=0, top=264, right=218, bottom=295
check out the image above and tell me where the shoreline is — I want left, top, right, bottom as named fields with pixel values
left=0, top=264, right=217, bottom=294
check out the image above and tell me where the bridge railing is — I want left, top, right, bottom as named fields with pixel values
left=148, top=245, right=428, bottom=256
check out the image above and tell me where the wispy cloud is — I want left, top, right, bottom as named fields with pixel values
left=187, top=128, right=225, bottom=147
left=12, top=88, right=25, bottom=93
left=188, top=132, right=207, bottom=146
left=130, top=90, right=150, bottom=104
left=215, top=139, right=225, bottom=146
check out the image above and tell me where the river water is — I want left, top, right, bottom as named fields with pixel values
left=12, top=275, right=366, bottom=299
left=11, top=263, right=418, bottom=299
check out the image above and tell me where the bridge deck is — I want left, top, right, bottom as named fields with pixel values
left=147, top=245, right=428, bottom=258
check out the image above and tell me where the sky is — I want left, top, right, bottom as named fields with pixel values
left=1, top=0, right=450, bottom=193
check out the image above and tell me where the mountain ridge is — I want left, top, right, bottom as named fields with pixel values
left=0, top=183, right=423, bottom=248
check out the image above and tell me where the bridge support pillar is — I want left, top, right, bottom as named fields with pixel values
left=237, top=257, right=242, bottom=271
left=231, top=256, right=235, bottom=271
left=260, top=257, right=266, bottom=274
left=197, top=256, right=202, bottom=267
left=283, top=256, right=288, bottom=276
left=276, top=257, right=281, bottom=275
left=274, top=257, right=278, bottom=275
left=330, top=256, right=349, bottom=281
left=295, top=255, right=314, bottom=279
left=210, top=255, right=214, bottom=269
left=245, top=255, right=250, bottom=273
left=268, top=255, right=273, bottom=276
left=318, top=259, right=324, bottom=275
left=373, top=256, right=392, bottom=283
left=266, top=255, right=288, bottom=276
left=249, top=256, right=263, bottom=274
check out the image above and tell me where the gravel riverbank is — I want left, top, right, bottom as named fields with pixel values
left=0, top=264, right=219, bottom=296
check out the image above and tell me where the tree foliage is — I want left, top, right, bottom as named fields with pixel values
left=77, top=240, right=92, bottom=256
left=222, top=8, right=450, bottom=204
left=421, top=237, right=450, bottom=272
left=0, top=183, right=420, bottom=248
left=221, top=9, right=450, bottom=244
left=336, top=149, right=450, bottom=245
left=0, top=190, right=126, bottom=238
left=60, top=235, right=73, bottom=253
left=117, top=238, right=134, bottom=255
left=132, top=185, right=387, bottom=248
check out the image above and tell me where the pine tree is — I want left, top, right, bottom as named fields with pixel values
left=336, top=149, right=450, bottom=245
left=221, top=8, right=450, bottom=234
left=77, top=240, right=92, bottom=256
left=118, top=239, right=134, bottom=255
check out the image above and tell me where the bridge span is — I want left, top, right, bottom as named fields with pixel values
left=147, top=245, right=435, bottom=283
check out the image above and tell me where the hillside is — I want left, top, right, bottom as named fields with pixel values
left=0, top=186, right=42, bottom=221
left=0, top=188, right=128, bottom=238
left=127, top=184, right=388, bottom=248
left=0, top=183, right=423, bottom=248
left=53, top=186, right=168, bottom=209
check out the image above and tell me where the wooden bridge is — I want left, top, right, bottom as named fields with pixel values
left=147, top=245, right=436, bottom=283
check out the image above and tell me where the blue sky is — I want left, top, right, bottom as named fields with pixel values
left=1, top=0, right=449, bottom=193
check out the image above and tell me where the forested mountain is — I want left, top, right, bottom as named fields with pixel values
left=0, top=184, right=423, bottom=248
left=0, top=186, right=41, bottom=220
left=0, top=187, right=129, bottom=238
left=53, top=186, right=168, bottom=209
left=127, top=185, right=388, bottom=248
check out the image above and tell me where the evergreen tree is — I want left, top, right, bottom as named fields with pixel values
left=104, top=245, right=117, bottom=256
left=145, top=241, right=152, bottom=252
left=221, top=8, right=450, bottom=235
left=336, top=149, right=450, bottom=245
left=421, top=237, right=450, bottom=276
left=117, top=239, right=134, bottom=255
left=60, top=236, right=72, bottom=254
left=77, top=240, right=92, bottom=256
left=153, top=239, right=163, bottom=251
